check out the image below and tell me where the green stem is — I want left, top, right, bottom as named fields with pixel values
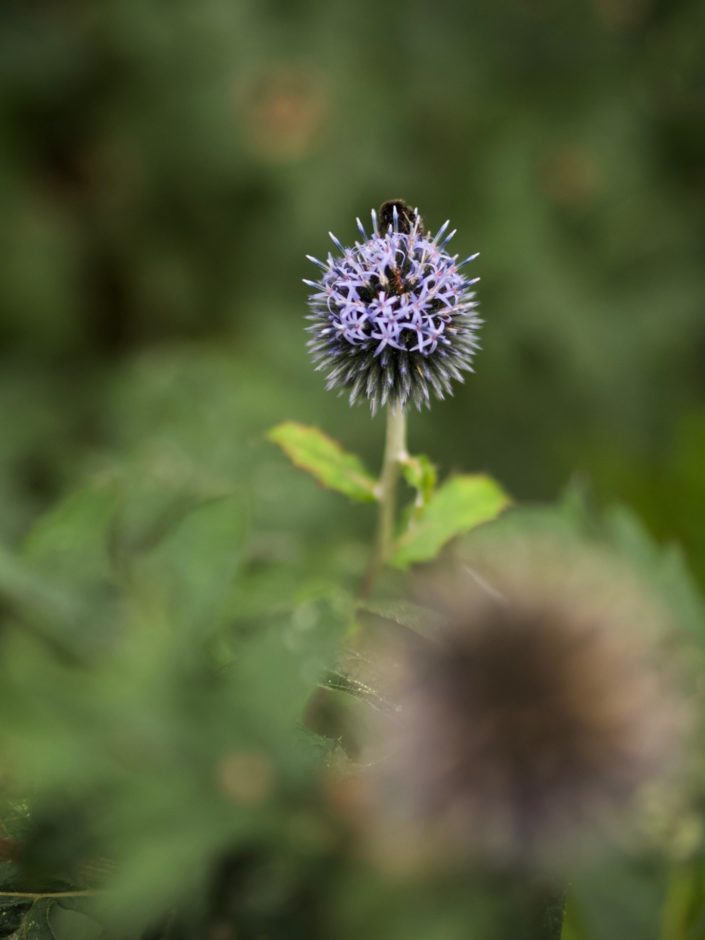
left=535, top=884, right=566, bottom=940
left=519, top=882, right=566, bottom=940
left=362, top=405, right=408, bottom=594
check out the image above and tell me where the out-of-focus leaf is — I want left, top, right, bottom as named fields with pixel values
left=321, top=671, right=396, bottom=714
left=0, top=895, right=30, bottom=938
left=15, top=481, right=122, bottom=654
left=133, top=493, right=247, bottom=635
left=267, top=423, right=377, bottom=503
left=392, top=475, right=511, bottom=568
left=0, top=544, right=75, bottom=631
left=660, top=862, right=705, bottom=940
left=601, top=506, right=705, bottom=640
left=0, top=537, right=111, bottom=661
left=355, top=598, right=443, bottom=636
left=48, top=903, right=104, bottom=940
left=109, top=467, right=206, bottom=561
left=21, top=482, right=119, bottom=585
left=6, top=898, right=55, bottom=939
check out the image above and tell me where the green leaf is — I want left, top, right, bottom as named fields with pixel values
left=0, top=482, right=122, bottom=656
left=0, top=543, right=74, bottom=629
left=7, top=898, right=56, bottom=940
left=601, top=505, right=705, bottom=640
left=391, top=474, right=511, bottom=568
left=49, top=903, right=104, bottom=940
left=134, top=493, right=247, bottom=634
left=356, top=598, right=443, bottom=636
left=267, top=422, right=377, bottom=502
left=401, top=453, right=437, bottom=509
left=660, top=862, right=705, bottom=940
left=22, top=481, right=120, bottom=587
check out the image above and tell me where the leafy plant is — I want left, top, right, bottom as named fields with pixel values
left=0, top=200, right=703, bottom=940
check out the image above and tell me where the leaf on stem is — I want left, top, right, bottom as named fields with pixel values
left=267, top=422, right=377, bottom=503
left=391, top=474, right=511, bottom=568
left=400, top=453, right=437, bottom=509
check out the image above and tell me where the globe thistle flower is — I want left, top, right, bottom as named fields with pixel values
left=362, top=546, right=689, bottom=867
left=304, top=200, right=481, bottom=413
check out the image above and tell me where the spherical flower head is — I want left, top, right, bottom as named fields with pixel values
left=360, top=544, right=690, bottom=868
left=304, top=201, right=481, bottom=413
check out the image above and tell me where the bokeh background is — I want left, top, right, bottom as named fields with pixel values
left=2, top=3, right=705, bottom=938
left=2, top=0, right=704, bottom=576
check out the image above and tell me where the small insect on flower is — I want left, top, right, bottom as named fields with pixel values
left=304, top=200, right=481, bottom=412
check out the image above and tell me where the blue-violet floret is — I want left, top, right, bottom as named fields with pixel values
left=304, top=204, right=481, bottom=412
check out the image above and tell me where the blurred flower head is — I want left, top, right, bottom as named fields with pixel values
left=242, top=65, right=327, bottom=162
left=305, top=201, right=481, bottom=413
left=362, top=543, right=690, bottom=868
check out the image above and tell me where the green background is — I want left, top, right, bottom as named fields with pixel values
left=2, top=0, right=703, bottom=572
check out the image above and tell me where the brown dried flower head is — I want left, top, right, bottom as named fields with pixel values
left=364, top=542, right=690, bottom=868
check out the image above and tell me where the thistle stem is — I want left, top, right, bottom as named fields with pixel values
left=525, top=883, right=566, bottom=940
left=362, top=405, right=407, bottom=594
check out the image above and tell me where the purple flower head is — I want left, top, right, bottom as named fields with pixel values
left=305, top=200, right=481, bottom=412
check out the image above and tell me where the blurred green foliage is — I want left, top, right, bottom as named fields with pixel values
left=1, top=0, right=705, bottom=936
left=1, top=0, right=704, bottom=569
left=1, top=453, right=704, bottom=937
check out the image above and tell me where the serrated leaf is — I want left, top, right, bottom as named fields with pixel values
left=356, top=598, right=443, bottom=636
left=391, top=474, right=511, bottom=568
left=268, top=422, right=377, bottom=502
